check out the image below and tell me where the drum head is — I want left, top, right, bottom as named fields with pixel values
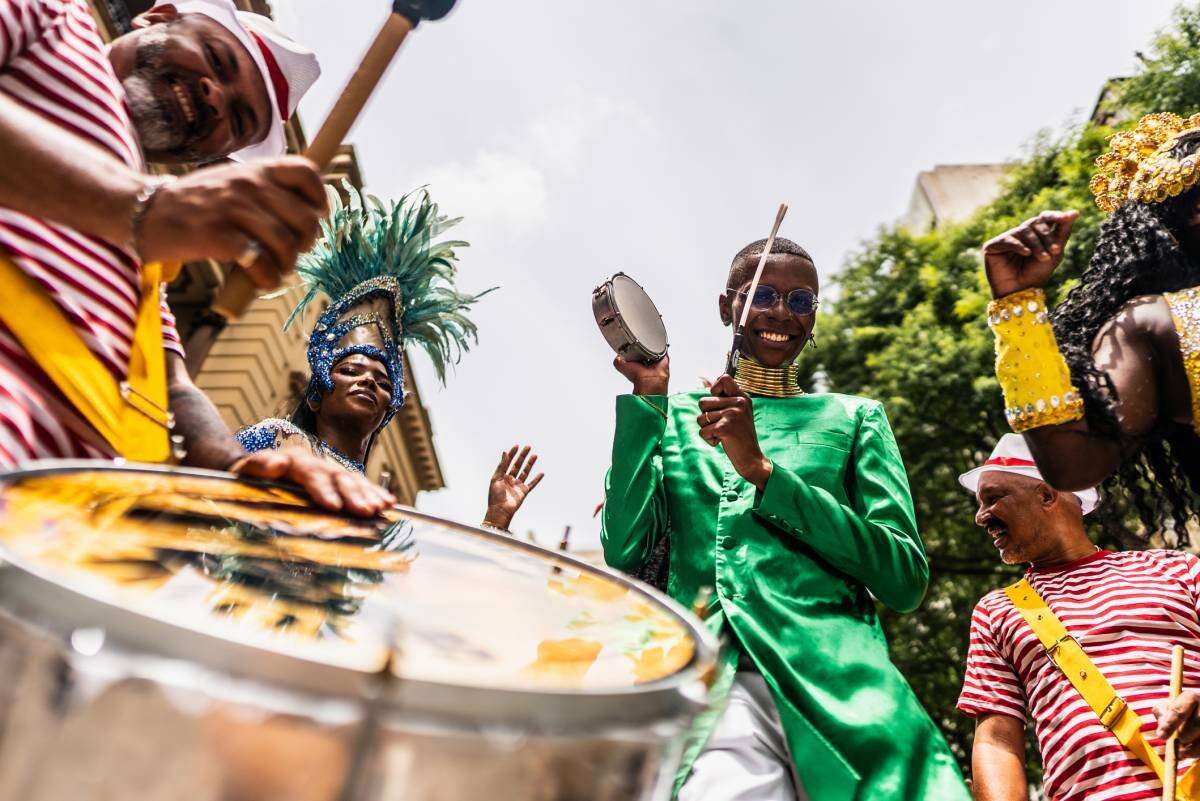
left=0, top=464, right=706, bottom=694
left=610, top=274, right=667, bottom=357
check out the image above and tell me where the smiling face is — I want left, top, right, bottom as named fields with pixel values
left=311, top=354, right=393, bottom=435
left=974, top=471, right=1068, bottom=565
left=719, top=254, right=819, bottom=368
left=110, top=7, right=273, bottom=163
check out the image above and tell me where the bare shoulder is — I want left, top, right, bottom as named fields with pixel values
left=1105, top=294, right=1173, bottom=337
left=1090, top=294, right=1175, bottom=363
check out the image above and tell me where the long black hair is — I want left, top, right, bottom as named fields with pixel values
left=1052, top=134, right=1200, bottom=542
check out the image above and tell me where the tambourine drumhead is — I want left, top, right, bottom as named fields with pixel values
left=0, top=464, right=702, bottom=693
left=610, top=274, right=667, bottom=355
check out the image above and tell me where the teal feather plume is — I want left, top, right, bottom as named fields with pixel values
left=287, top=180, right=493, bottom=383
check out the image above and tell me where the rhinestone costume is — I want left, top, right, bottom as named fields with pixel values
left=235, top=418, right=366, bottom=473
left=1091, top=112, right=1200, bottom=212
left=1164, top=287, right=1200, bottom=435
left=233, top=181, right=488, bottom=474
left=988, top=288, right=1084, bottom=432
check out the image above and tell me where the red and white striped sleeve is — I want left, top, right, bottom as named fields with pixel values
left=0, top=0, right=53, bottom=67
left=957, top=595, right=1028, bottom=723
left=159, top=284, right=185, bottom=357
left=1182, top=551, right=1200, bottom=621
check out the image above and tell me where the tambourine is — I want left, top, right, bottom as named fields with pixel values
left=591, top=273, right=668, bottom=364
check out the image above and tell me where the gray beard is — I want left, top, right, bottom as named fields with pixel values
left=123, top=72, right=178, bottom=153
left=121, top=28, right=212, bottom=164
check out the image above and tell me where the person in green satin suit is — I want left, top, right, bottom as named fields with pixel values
left=601, top=238, right=969, bottom=801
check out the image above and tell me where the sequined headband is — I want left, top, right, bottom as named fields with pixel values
left=1090, top=111, right=1200, bottom=212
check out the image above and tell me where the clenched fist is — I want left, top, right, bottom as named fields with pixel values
left=982, top=209, right=1078, bottom=299
left=134, top=156, right=328, bottom=288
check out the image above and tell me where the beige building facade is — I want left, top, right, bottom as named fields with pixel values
left=902, top=163, right=1008, bottom=234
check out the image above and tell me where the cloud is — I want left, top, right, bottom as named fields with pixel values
left=414, top=151, right=549, bottom=239
left=411, top=92, right=656, bottom=240
left=522, top=94, right=656, bottom=177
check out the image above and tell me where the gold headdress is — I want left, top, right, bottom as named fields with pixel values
left=1090, top=112, right=1200, bottom=212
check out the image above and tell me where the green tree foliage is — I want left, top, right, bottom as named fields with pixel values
left=796, top=3, right=1200, bottom=779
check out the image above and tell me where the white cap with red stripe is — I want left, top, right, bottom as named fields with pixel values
left=155, top=0, right=320, bottom=162
left=958, top=433, right=1099, bottom=515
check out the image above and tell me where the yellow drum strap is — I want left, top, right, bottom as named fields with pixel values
left=0, top=253, right=173, bottom=462
left=1005, top=579, right=1199, bottom=799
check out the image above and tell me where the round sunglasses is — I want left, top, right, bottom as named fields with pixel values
left=729, top=285, right=819, bottom=316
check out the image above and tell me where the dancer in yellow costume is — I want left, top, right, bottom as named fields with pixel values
left=983, top=111, right=1200, bottom=772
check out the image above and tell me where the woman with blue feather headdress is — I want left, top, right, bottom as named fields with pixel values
left=237, top=181, right=490, bottom=474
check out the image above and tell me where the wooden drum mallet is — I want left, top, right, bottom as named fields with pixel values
left=211, top=0, right=457, bottom=321
left=1164, top=644, right=1185, bottom=801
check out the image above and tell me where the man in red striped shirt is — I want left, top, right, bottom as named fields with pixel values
left=0, top=0, right=393, bottom=515
left=957, top=434, right=1200, bottom=800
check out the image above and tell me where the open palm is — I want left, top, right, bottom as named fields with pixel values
left=483, top=445, right=544, bottom=531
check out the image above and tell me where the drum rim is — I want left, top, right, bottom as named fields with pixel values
left=0, top=460, right=717, bottom=717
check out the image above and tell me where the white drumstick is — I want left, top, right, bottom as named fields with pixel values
left=726, top=203, right=789, bottom=376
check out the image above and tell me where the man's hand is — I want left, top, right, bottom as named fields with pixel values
left=614, top=354, right=669, bottom=396
left=1155, top=690, right=1200, bottom=758
left=982, top=210, right=1078, bottom=299
left=697, top=375, right=772, bottom=490
left=231, top=450, right=395, bottom=518
left=135, top=156, right=327, bottom=288
left=483, top=445, right=544, bottom=531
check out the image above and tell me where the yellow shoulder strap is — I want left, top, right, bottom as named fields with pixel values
left=0, top=253, right=172, bottom=462
left=1005, top=578, right=1199, bottom=799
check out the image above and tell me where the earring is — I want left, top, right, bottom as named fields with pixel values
left=807, top=333, right=817, bottom=349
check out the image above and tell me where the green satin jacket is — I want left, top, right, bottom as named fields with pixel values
left=601, top=391, right=968, bottom=801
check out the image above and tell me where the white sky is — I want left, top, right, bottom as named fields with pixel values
left=276, top=0, right=1180, bottom=550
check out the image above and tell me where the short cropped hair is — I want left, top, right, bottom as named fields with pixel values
left=728, top=237, right=815, bottom=287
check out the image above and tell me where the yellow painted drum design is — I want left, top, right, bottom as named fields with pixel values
left=0, top=463, right=715, bottom=801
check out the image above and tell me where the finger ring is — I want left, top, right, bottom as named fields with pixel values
left=237, top=239, right=263, bottom=266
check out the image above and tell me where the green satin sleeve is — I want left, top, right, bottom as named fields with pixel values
left=752, top=400, right=929, bottom=613
left=600, top=394, right=669, bottom=572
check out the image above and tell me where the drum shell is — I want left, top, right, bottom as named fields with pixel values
left=0, top=462, right=714, bottom=801
left=0, top=608, right=694, bottom=801
left=592, top=279, right=666, bottom=364
left=0, top=609, right=365, bottom=801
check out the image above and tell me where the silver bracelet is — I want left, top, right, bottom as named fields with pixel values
left=128, top=175, right=176, bottom=259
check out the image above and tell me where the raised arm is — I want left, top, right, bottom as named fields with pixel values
left=750, top=400, right=929, bottom=612
left=0, top=93, right=326, bottom=287
left=601, top=356, right=670, bottom=572
left=982, top=210, right=1159, bottom=491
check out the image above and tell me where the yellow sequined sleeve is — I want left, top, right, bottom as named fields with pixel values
left=988, top=288, right=1084, bottom=432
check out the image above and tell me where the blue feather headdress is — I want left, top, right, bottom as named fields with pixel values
left=286, top=181, right=492, bottom=434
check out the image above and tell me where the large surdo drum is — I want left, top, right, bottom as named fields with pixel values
left=0, top=462, right=715, bottom=801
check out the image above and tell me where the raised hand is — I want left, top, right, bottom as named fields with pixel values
left=483, top=445, right=545, bottom=532
left=697, top=375, right=772, bottom=490
left=982, top=209, right=1078, bottom=299
left=613, top=353, right=669, bottom=396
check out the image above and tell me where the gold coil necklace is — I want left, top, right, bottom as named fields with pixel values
left=733, top=357, right=804, bottom=398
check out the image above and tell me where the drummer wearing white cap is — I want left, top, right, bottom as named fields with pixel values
left=0, top=0, right=392, bottom=516
left=111, top=0, right=320, bottom=163
left=956, top=435, right=1200, bottom=801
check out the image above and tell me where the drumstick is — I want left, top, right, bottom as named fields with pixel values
left=1164, top=644, right=1185, bottom=801
left=725, top=203, right=789, bottom=377
left=211, top=3, right=451, bottom=321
